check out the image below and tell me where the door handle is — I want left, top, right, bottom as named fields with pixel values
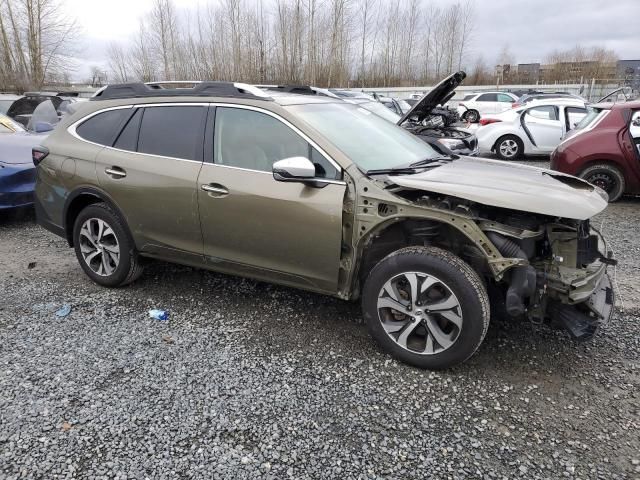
left=105, top=167, right=126, bottom=178
left=201, top=184, right=229, bottom=195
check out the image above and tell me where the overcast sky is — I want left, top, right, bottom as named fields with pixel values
left=64, top=0, right=639, bottom=81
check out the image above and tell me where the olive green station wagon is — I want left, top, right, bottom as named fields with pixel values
left=33, top=82, right=615, bottom=369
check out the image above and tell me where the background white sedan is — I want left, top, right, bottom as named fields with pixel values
left=475, top=98, right=587, bottom=160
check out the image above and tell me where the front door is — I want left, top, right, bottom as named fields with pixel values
left=197, top=105, right=346, bottom=293
left=522, top=105, right=563, bottom=152
left=95, top=104, right=207, bottom=261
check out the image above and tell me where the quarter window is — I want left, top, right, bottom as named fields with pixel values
left=76, top=109, right=128, bottom=145
left=214, top=107, right=340, bottom=180
left=565, top=107, right=586, bottom=131
left=497, top=93, right=514, bottom=102
left=137, top=106, right=206, bottom=161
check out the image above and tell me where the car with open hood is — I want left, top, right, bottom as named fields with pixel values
left=34, top=81, right=614, bottom=370
left=397, top=71, right=478, bottom=156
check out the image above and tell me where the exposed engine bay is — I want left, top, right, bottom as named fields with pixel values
left=368, top=189, right=616, bottom=341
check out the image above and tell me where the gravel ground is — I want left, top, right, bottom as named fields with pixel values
left=1, top=164, right=639, bottom=479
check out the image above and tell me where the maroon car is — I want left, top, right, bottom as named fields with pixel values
left=551, top=100, right=640, bottom=202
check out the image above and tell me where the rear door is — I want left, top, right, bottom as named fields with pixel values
left=496, top=93, right=515, bottom=113
left=522, top=105, right=563, bottom=152
left=475, top=93, right=498, bottom=115
left=197, top=105, right=346, bottom=293
left=93, top=104, right=207, bottom=262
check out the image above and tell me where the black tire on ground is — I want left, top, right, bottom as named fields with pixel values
left=579, top=163, right=626, bottom=202
left=494, top=134, right=524, bottom=160
left=72, top=203, right=144, bottom=287
left=362, top=246, right=490, bottom=370
left=463, top=109, right=479, bottom=123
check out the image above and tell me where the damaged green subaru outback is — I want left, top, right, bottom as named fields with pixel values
left=33, top=82, right=615, bottom=370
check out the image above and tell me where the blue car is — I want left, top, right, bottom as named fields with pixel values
left=0, top=130, right=51, bottom=210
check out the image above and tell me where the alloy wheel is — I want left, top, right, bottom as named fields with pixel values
left=376, top=272, right=463, bottom=355
left=78, top=218, right=120, bottom=276
left=499, top=139, right=519, bottom=158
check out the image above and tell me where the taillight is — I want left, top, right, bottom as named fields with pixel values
left=479, top=118, right=501, bottom=126
left=511, top=102, right=521, bottom=108
left=32, top=146, right=49, bottom=166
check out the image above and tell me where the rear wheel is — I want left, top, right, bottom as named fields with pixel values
left=495, top=135, right=523, bottom=160
left=73, top=203, right=144, bottom=287
left=463, top=109, right=479, bottom=123
left=579, top=164, right=625, bottom=202
left=362, top=246, right=490, bottom=370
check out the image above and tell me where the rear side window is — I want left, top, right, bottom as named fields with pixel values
left=462, top=94, right=475, bottom=101
left=137, top=106, right=206, bottom=161
left=477, top=93, right=497, bottom=102
left=76, top=109, right=129, bottom=145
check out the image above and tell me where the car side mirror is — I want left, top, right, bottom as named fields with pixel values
left=272, top=156, right=316, bottom=182
left=33, top=121, right=53, bottom=133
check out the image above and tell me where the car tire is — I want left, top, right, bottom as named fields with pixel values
left=495, top=135, right=523, bottom=160
left=579, top=164, right=626, bottom=202
left=72, top=203, right=144, bottom=287
left=463, top=109, right=479, bottom=123
left=362, top=246, right=490, bottom=370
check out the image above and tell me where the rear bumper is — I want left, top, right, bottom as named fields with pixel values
left=34, top=191, right=66, bottom=238
left=0, top=163, right=35, bottom=209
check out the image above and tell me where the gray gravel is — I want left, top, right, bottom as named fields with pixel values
left=1, top=171, right=639, bottom=479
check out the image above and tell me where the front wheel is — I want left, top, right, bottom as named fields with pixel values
left=579, top=164, right=626, bottom=202
left=362, top=247, right=490, bottom=370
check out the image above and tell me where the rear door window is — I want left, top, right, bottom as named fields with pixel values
left=477, top=93, right=497, bottom=102
left=526, top=106, right=559, bottom=121
left=76, top=109, right=129, bottom=145
left=113, top=108, right=142, bottom=151
left=137, top=106, right=206, bottom=161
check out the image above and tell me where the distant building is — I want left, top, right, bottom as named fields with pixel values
left=517, top=63, right=540, bottom=83
left=617, top=60, right=640, bottom=90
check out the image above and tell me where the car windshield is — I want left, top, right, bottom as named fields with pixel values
left=287, top=102, right=440, bottom=171
left=356, top=101, right=401, bottom=123
left=574, top=106, right=605, bottom=131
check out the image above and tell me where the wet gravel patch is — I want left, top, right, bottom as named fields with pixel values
left=1, top=187, right=639, bottom=479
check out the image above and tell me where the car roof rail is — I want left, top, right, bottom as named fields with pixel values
left=258, top=85, right=318, bottom=96
left=91, top=81, right=272, bottom=101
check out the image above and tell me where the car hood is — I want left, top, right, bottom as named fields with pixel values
left=389, top=157, right=608, bottom=220
left=398, top=71, right=466, bottom=126
left=0, top=131, right=49, bottom=165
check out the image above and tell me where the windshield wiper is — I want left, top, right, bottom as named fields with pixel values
left=366, top=167, right=422, bottom=175
left=366, top=156, right=453, bottom=176
left=408, top=155, right=454, bottom=167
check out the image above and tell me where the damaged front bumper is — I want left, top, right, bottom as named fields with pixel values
left=541, top=253, right=615, bottom=340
